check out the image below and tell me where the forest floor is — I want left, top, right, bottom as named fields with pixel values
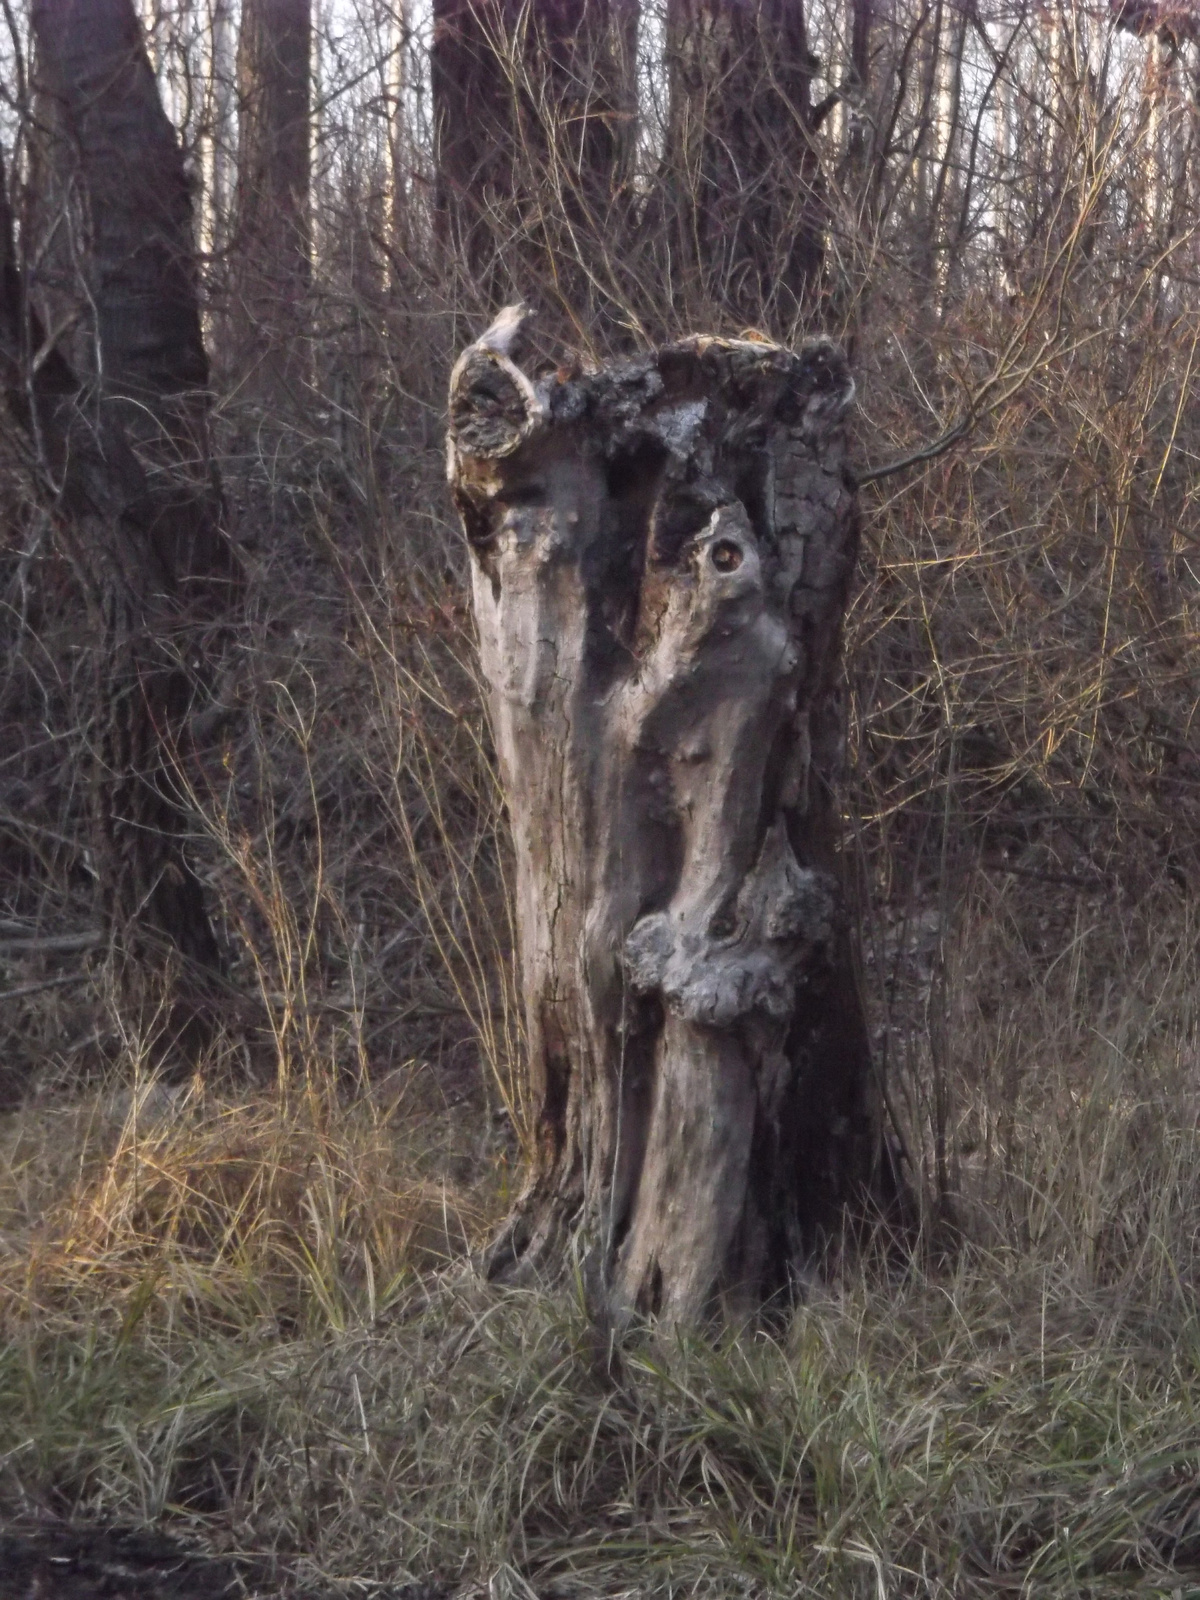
left=3, top=986, right=1200, bottom=1600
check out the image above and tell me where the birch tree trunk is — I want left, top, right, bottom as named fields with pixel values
left=200, top=0, right=237, bottom=264
left=448, top=310, right=893, bottom=1326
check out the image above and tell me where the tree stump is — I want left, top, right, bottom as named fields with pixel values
left=448, top=309, right=892, bottom=1326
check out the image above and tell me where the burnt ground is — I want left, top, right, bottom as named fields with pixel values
left=0, top=1527, right=244, bottom=1600
left=0, top=1525, right=451, bottom=1600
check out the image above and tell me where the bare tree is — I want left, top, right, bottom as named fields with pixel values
left=17, top=0, right=237, bottom=1052
left=233, top=0, right=312, bottom=400
left=448, top=309, right=897, bottom=1325
left=430, top=0, right=636, bottom=329
left=661, top=0, right=828, bottom=333
left=32, top=0, right=227, bottom=576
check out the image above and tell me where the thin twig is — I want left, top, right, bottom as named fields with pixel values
left=856, top=415, right=973, bottom=485
left=0, top=931, right=101, bottom=953
left=0, top=970, right=93, bottom=1001
left=0, top=807, right=84, bottom=852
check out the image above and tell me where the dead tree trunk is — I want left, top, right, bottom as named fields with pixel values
left=25, top=0, right=238, bottom=1054
left=448, top=310, right=892, bottom=1325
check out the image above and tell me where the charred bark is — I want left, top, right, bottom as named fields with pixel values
left=662, top=0, right=827, bottom=330
left=448, top=309, right=894, bottom=1325
left=431, top=0, right=635, bottom=324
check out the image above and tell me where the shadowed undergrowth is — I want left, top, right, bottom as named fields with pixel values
left=2, top=918, right=1200, bottom=1600
left=2, top=1234, right=1199, bottom=1598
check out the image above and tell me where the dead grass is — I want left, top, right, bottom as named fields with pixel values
left=2, top=1214, right=1199, bottom=1598
left=0, top=1066, right=496, bottom=1342
left=2, top=877, right=1200, bottom=1597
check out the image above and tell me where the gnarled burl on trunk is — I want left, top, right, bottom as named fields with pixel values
left=448, top=309, right=891, bottom=1325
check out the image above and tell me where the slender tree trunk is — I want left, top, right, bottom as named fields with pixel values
left=24, top=0, right=237, bottom=1055
left=431, top=0, right=635, bottom=329
left=233, top=0, right=312, bottom=403
left=381, top=0, right=409, bottom=275
left=448, top=309, right=896, bottom=1326
left=201, top=0, right=237, bottom=263
left=663, top=0, right=826, bottom=333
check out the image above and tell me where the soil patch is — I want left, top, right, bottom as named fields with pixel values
left=0, top=1526, right=244, bottom=1600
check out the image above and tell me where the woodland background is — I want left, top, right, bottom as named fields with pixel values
left=2, top=1, right=1200, bottom=1595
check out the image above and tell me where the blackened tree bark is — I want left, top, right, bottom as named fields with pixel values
left=431, top=0, right=635, bottom=328
left=663, top=0, right=827, bottom=331
left=233, top=0, right=311, bottom=401
left=22, top=0, right=238, bottom=1053
left=448, top=309, right=894, bottom=1326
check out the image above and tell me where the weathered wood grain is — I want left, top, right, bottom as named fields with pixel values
left=449, top=310, right=890, bottom=1324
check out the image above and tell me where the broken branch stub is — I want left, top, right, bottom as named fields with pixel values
left=448, top=310, right=890, bottom=1325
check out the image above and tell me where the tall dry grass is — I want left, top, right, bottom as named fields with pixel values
left=3, top=1033, right=1200, bottom=1596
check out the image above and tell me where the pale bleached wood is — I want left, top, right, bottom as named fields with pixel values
left=448, top=310, right=891, bottom=1325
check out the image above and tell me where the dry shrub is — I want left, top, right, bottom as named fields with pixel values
left=0, top=1066, right=494, bottom=1339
